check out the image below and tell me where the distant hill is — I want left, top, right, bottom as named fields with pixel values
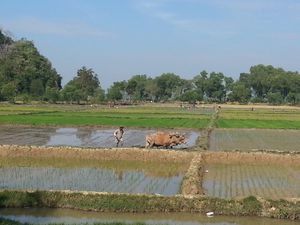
left=0, top=30, right=62, bottom=102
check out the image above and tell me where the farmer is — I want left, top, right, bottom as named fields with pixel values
left=114, top=126, right=125, bottom=147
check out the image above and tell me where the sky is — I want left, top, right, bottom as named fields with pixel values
left=1, top=0, right=300, bottom=90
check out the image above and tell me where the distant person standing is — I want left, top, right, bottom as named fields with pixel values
left=114, top=126, right=125, bottom=147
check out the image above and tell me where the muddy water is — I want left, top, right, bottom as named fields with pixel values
left=0, top=167, right=183, bottom=196
left=0, top=127, right=199, bottom=148
left=0, top=208, right=298, bottom=225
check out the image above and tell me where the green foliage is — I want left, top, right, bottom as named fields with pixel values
left=241, top=196, right=262, bottom=216
left=61, top=66, right=103, bottom=103
left=238, top=64, right=300, bottom=104
left=0, top=31, right=62, bottom=102
left=30, top=79, right=44, bottom=98
left=154, top=73, right=182, bottom=101
left=267, top=91, right=283, bottom=105
left=107, top=81, right=126, bottom=101
left=228, top=82, right=251, bottom=103
left=0, top=82, right=16, bottom=102
left=179, top=90, right=199, bottom=103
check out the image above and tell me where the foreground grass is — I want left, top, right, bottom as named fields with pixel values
left=0, top=104, right=210, bottom=129
left=0, top=190, right=298, bottom=220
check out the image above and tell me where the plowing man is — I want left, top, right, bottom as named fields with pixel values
left=114, top=126, right=125, bottom=147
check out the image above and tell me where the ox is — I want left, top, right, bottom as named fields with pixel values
left=145, top=132, right=186, bottom=148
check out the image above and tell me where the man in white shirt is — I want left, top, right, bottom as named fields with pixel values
left=114, top=126, right=125, bottom=147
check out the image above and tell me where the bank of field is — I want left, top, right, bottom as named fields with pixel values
left=217, top=107, right=300, bottom=129
left=210, top=129, right=300, bottom=152
left=0, top=104, right=212, bottom=129
left=0, top=145, right=194, bottom=196
left=202, top=152, right=300, bottom=200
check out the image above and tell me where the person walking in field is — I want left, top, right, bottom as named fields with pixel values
left=114, top=126, right=125, bottom=147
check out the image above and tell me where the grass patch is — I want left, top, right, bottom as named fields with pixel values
left=241, top=196, right=262, bottom=215
left=0, top=107, right=210, bottom=129
left=217, top=119, right=300, bottom=129
left=216, top=107, right=300, bottom=129
left=0, top=190, right=298, bottom=220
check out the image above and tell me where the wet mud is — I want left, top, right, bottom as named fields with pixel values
left=0, top=127, right=199, bottom=149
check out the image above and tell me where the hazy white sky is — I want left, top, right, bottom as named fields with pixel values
left=1, top=0, right=300, bottom=89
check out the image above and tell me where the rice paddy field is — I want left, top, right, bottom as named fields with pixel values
left=0, top=145, right=193, bottom=196
left=0, top=127, right=199, bottom=148
left=216, top=106, right=300, bottom=129
left=202, top=152, right=300, bottom=200
left=0, top=104, right=213, bottom=129
left=209, top=128, right=300, bottom=151
left=0, top=103, right=300, bottom=221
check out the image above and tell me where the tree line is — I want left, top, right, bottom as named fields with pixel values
left=1, top=30, right=300, bottom=105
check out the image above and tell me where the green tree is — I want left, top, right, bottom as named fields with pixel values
left=107, top=81, right=126, bottom=101
left=0, top=82, right=16, bottom=102
left=179, top=90, right=199, bottom=103
left=155, top=73, right=182, bottom=101
left=30, top=79, right=44, bottom=98
left=61, top=66, right=104, bottom=103
left=206, top=72, right=226, bottom=102
left=193, top=70, right=208, bottom=101
left=228, top=82, right=251, bottom=103
left=144, top=78, right=159, bottom=101
left=126, top=75, right=150, bottom=101
left=0, top=36, right=62, bottom=101
left=44, top=87, right=60, bottom=103
left=267, top=91, right=283, bottom=105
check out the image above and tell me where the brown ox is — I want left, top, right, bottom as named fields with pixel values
left=145, top=132, right=186, bottom=148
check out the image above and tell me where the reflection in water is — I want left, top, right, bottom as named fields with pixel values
left=0, top=208, right=298, bottom=225
left=0, top=167, right=183, bottom=196
left=47, top=128, right=82, bottom=146
left=0, top=127, right=56, bottom=146
left=0, top=127, right=199, bottom=148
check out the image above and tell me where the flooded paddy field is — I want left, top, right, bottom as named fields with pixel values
left=202, top=152, right=300, bottom=199
left=0, top=146, right=193, bottom=196
left=209, top=128, right=300, bottom=152
left=0, top=167, right=183, bottom=195
left=0, top=208, right=299, bottom=225
left=0, top=127, right=199, bottom=149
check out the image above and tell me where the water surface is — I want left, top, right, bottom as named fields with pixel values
left=0, top=127, right=198, bottom=148
left=0, top=167, right=182, bottom=196
left=0, top=208, right=298, bottom=225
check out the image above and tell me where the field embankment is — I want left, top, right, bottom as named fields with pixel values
left=0, top=190, right=299, bottom=220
